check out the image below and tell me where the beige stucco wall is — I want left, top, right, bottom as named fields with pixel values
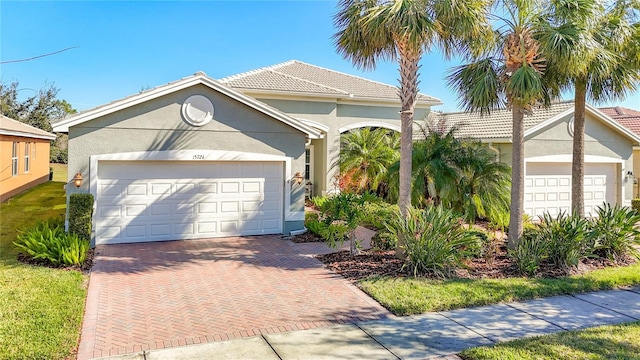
left=68, top=84, right=308, bottom=233
left=0, top=135, right=51, bottom=202
left=492, top=112, right=634, bottom=204
left=257, top=97, right=430, bottom=195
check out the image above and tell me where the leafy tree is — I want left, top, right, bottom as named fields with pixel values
left=1, top=81, right=76, bottom=164
left=333, top=0, right=493, bottom=221
left=387, top=119, right=511, bottom=226
left=539, top=0, right=640, bottom=216
left=447, top=0, right=551, bottom=247
left=0, top=81, right=76, bottom=133
left=338, top=127, right=399, bottom=193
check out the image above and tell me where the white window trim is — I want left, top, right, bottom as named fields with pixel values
left=86, top=150, right=304, bottom=240
left=305, top=145, right=314, bottom=182
left=11, top=142, right=18, bottom=177
left=24, top=142, right=30, bottom=173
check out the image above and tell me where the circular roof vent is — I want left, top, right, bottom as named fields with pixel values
left=182, top=95, right=214, bottom=126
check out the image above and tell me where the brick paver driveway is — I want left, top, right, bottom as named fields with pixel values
left=78, top=236, right=390, bottom=359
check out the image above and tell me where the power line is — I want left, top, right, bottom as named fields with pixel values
left=1, top=47, right=78, bottom=64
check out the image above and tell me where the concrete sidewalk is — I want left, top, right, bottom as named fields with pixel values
left=95, top=286, right=640, bottom=360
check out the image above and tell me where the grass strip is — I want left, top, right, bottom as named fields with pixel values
left=460, top=321, right=640, bottom=360
left=359, top=264, right=640, bottom=315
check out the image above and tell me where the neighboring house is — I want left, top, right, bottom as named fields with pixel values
left=436, top=101, right=640, bottom=217
left=599, top=106, right=640, bottom=198
left=0, top=115, right=57, bottom=202
left=52, top=61, right=440, bottom=246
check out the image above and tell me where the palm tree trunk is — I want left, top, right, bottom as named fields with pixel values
left=508, top=106, right=525, bottom=248
left=572, top=78, right=587, bottom=217
left=396, top=38, right=420, bottom=259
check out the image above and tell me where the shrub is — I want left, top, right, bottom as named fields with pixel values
left=386, top=206, right=481, bottom=277
left=69, top=193, right=94, bottom=240
left=509, top=228, right=547, bottom=276
left=590, top=203, right=640, bottom=261
left=632, top=199, right=640, bottom=213
left=360, top=202, right=398, bottom=230
left=310, top=195, right=330, bottom=211
left=319, top=193, right=365, bottom=255
left=537, top=211, right=592, bottom=271
left=305, top=212, right=328, bottom=237
left=14, top=219, right=89, bottom=266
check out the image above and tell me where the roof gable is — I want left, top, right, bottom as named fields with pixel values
left=52, top=73, right=322, bottom=139
left=220, top=60, right=441, bottom=105
left=600, top=106, right=640, bottom=137
left=432, top=101, right=640, bottom=144
left=0, top=115, right=57, bottom=140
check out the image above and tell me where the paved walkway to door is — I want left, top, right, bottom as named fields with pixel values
left=77, top=236, right=390, bottom=359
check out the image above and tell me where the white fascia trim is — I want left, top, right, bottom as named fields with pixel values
left=0, top=129, right=57, bottom=140
left=242, top=90, right=441, bottom=107
left=89, top=150, right=301, bottom=242
left=339, top=121, right=401, bottom=133
left=523, top=108, right=574, bottom=139
left=52, top=75, right=322, bottom=139
left=298, top=119, right=330, bottom=133
left=525, top=154, right=625, bottom=164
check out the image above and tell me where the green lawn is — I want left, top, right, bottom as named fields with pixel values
left=461, top=321, right=640, bottom=360
left=0, top=175, right=87, bottom=360
left=49, top=163, right=68, bottom=182
left=359, top=263, right=640, bottom=315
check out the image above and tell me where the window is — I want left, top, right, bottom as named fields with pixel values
left=24, top=142, right=30, bottom=173
left=11, top=142, right=18, bottom=176
left=305, top=147, right=313, bottom=181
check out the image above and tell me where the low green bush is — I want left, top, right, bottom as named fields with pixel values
left=305, top=212, right=328, bottom=237
left=14, top=219, right=90, bottom=266
left=387, top=206, right=481, bottom=277
left=69, top=193, right=94, bottom=240
left=537, top=211, right=592, bottom=271
left=632, top=199, right=640, bottom=213
left=590, top=203, right=640, bottom=261
left=509, top=229, right=548, bottom=276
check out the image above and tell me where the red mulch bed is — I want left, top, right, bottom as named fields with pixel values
left=315, top=245, right=636, bottom=281
left=290, top=232, right=325, bottom=243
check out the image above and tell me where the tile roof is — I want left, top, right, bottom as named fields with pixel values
left=220, top=60, right=441, bottom=104
left=430, top=101, right=575, bottom=140
left=0, top=115, right=57, bottom=140
left=599, top=106, right=640, bottom=137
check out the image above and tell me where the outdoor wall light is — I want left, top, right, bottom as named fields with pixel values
left=73, top=172, right=83, bottom=188
left=293, top=171, right=304, bottom=185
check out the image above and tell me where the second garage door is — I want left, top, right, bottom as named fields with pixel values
left=94, top=161, right=283, bottom=245
left=524, top=162, right=616, bottom=218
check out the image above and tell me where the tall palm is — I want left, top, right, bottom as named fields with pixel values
left=333, top=0, right=493, bottom=218
left=338, top=128, right=400, bottom=193
left=540, top=0, right=640, bottom=216
left=447, top=0, right=549, bottom=247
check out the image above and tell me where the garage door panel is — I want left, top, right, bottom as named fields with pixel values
left=525, top=162, right=616, bottom=218
left=95, top=161, right=284, bottom=245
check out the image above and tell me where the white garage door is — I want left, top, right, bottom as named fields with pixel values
left=94, top=161, right=283, bottom=245
left=524, top=162, right=616, bottom=218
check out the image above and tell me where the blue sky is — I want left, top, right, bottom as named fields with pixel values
left=1, top=0, right=638, bottom=113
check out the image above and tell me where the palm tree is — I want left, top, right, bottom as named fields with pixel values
left=447, top=0, right=549, bottom=247
left=333, top=0, right=493, bottom=218
left=539, top=0, right=640, bottom=216
left=452, top=141, right=511, bottom=226
left=338, top=127, right=399, bottom=193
